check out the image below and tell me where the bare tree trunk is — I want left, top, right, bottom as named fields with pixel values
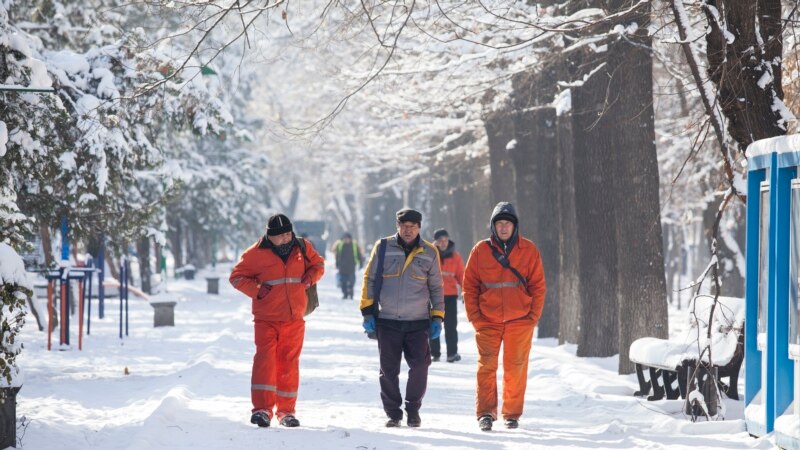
left=510, top=106, right=560, bottom=338
left=607, top=0, right=669, bottom=374
left=484, top=109, right=517, bottom=206
left=572, top=60, right=619, bottom=358
left=703, top=0, right=786, bottom=153
left=557, top=112, right=581, bottom=345
left=136, top=236, right=152, bottom=295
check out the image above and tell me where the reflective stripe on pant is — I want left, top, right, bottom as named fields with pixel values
left=252, top=318, right=305, bottom=419
left=474, top=319, right=534, bottom=420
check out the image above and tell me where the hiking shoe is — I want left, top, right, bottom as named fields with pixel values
left=504, top=418, right=518, bottom=429
left=250, top=410, right=270, bottom=428
left=406, top=410, right=421, bottom=428
left=446, top=353, right=461, bottom=363
left=432, top=355, right=440, bottom=362
left=478, top=415, right=493, bottom=432
left=279, top=415, right=300, bottom=427
left=386, top=418, right=402, bottom=427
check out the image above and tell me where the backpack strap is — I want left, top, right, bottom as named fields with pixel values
left=483, top=239, right=529, bottom=295
left=372, top=238, right=388, bottom=310
left=297, top=238, right=310, bottom=262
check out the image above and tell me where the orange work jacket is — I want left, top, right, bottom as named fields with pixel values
left=230, top=237, right=324, bottom=321
left=440, top=250, right=465, bottom=297
left=463, top=236, right=546, bottom=325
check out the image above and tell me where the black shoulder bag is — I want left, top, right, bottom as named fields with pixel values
left=298, top=239, right=319, bottom=316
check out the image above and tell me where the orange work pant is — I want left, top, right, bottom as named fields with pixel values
left=474, top=319, right=535, bottom=420
left=251, top=318, right=305, bottom=420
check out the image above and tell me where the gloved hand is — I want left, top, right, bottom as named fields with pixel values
left=430, top=318, right=442, bottom=340
left=301, top=274, right=312, bottom=289
left=257, top=282, right=271, bottom=300
left=362, top=315, right=376, bottom=334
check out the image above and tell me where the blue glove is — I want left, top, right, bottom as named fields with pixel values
left=363, top=315, right=376, bottom=334
left=430, top=318, right=442, bottom=340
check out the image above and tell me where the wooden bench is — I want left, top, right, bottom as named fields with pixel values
left=630, top=295, right=744, bottom=401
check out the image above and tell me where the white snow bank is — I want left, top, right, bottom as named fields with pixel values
left=746, top=134, right=800, bottom=158
left=0, top=242, right=31, bottom=289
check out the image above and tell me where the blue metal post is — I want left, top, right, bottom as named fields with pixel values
left=775, top=165, right=798, bottom=420
left=746, top=166, right=767, bottom=405
left=97, top=240, right=105, bottom=319
left=125, top=258, right=129, bottom=337
left=765, top=152, right=780, bottom=432
left=119, top=260, right=124, bottom=339
left=60, top=217, right=70, bottom=262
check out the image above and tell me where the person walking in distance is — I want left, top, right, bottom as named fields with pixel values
left=360, top=208, right=445, bottom=428
left=229, top=213, right=325, bottom=428
left=463, top=202, right=546, bottom=431
left=430, top=228, right=465, bottom=363
left=333, top=232, right=364, bottom=299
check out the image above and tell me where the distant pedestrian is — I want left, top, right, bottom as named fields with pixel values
left=229, top=213, right=325, bottom=428
left=360, top=208, right=444, bottom=428
left=430, top=228, right=465, bottom=363
left=333, top=232, right=364, bottom=299
left=463, top=202, right=546, bottom=431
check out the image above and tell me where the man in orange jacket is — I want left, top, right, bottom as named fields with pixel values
left=229, top=213, right=324, bottom=428
left=430, top=228, right=465, bottom=363
left=463, top=202, right=546, bottom=432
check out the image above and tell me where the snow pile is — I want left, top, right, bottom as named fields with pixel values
left=629, top=296, right=744, bottom=369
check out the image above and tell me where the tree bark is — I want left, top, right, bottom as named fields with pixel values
left=557, top=112, right=581, bottom=345
left=136, top=235, right=152, bottom=295
left=484, top=109, right=517, bottom=206
left=572, top=60, right=619, bottom=358
left=509, top=106, right=560, bottom=338
left=606, top=0, right=669, bottom=374
left=704, top=0, right=786, bottom=154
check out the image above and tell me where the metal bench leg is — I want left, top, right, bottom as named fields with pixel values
left=663, top=370, right=681, bottom=400
left=647, top=367, right=665, bottom=401
left=634, top=363, right=651, bottom=397
left=722, top=368, right=740, bottom=400
left=678, top=361, right=699, bottom=400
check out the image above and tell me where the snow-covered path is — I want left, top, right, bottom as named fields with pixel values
left=15, top=262, right=771, bottom=449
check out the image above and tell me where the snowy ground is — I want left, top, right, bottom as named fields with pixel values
left=13, top=261, right=773, bottom=449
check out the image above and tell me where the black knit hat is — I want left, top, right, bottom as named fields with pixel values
left=266, top=213, right=293, bottom=236
left=433, top=228, right=449, bottom=240
left=396, top=208, right=422, bottom=225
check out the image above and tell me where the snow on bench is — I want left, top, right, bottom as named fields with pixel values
left=630, top=295, right=744, bottom=401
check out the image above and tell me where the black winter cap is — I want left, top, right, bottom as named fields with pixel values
left=396, top=208, right=422, bottom=224
left=433, top=228, right=449, bottom=240
left=266, top=213, right=293, bottom=236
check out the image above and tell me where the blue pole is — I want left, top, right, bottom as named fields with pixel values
left=60, top=217, right=70, bottom=262
left=745, top=167, right=766, bottom=405
left=125, top=258, right=129, bottom=337
left=98, top=240, right=105, bottom=319
left=775, top=165, right=797, bottom=422
left=119, top=260, right=124, bottom=339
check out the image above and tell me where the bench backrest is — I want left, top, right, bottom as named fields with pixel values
left=687, top=295, right=744, bottom=366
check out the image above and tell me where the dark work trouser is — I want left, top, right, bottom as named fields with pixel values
left=339, top=272, right=355, bottom=298
left=376, top=321, right=431, bottom=420
left=430, top=295, right=459, bottom=358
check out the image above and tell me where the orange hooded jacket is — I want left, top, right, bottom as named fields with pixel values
left=463, top=235, right=546, bottom=325
left=230, top=237, right=324, bottom=322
